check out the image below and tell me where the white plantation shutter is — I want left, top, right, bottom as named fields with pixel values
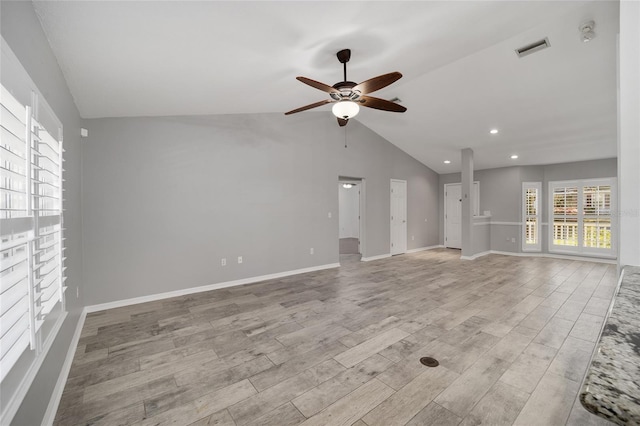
left=31, top=114, right=65, bottom=322
left=0, top=233, right=31, bottom=382
left=0, top=83, right=65, bottom=382
left=1, top=86, right=28, bottom=220
left=549, top=179, right=616, bottom=257
left=522, top=182, right=541, bottom=252
left=583, top=185, right=612, bottom=250
left=1, top=86, right=32, bottom=382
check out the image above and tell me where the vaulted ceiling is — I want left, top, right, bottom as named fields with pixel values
left=32, top=1, right=618, bottom=173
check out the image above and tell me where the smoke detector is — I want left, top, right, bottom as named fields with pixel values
left=579, top=20, right=596, bottom=43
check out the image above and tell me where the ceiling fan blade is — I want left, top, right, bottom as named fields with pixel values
left=360, top=95, right=407, bottom=113
left=296, top=77, right=340, bottom=94
left=337, top=117, right=349, bottom=127
left=353, top=72, right=402, bottom=95
left=284, top=99, right=332, bottom=115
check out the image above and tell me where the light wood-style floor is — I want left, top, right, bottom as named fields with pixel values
left=55, top=249, right=617, bottom=426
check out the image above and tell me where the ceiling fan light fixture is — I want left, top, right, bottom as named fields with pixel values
left=332, top=101, right=360, bottom=119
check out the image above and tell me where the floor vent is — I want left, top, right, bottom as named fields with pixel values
left=420, top=357, right=439, bottom=367
left=515, top=38, right=550, bottom=58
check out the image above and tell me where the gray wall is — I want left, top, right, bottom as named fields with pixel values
left=1, top=2, right=84, bottom=425
left=82, top=113, right=439, bottom=305
left=439, top=158, right=617, bottom=255
left=472, top=218, right=491, bottom=255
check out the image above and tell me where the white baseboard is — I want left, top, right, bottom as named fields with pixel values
left=361, top=253, right=391, bottom=262
left=460, top=251, right=491, bottom=260
left=406, top=245, right=443, bottom=253
left=488, top=250, right=617, bottom=264
left=86, top=263, right=340, bottom=313
left=362, top=245, right=443, bottom=261
left=458, top=250, right=616, bottom=264
left=42, top=308, right=87, bottom=426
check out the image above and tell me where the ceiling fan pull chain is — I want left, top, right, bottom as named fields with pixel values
left=346, top=127, right=350, bottom=148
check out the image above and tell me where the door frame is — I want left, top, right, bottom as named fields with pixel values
left=390, top=179, right=407, bottom=255
left=444, top=181, right=480, bottom=249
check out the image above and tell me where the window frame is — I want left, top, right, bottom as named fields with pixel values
left=1, top=60, right=66, bottom=386
left=522, top=182, right=542, bottom=252
left=548, top=178, right=616, bottom=258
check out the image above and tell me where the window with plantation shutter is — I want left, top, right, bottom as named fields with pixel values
left=522, top=182, right=541, bottom=252
left=549, top=179, right=616, bottom=257
left=0, top=83, right=66, bottom=383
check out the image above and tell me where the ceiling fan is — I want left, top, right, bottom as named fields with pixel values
left=285, top=49, right=407, bottom=127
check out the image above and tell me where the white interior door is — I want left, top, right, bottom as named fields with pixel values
left=445, top=184, right=462, bottom=249
left=391, top=180, right=407, bottom=255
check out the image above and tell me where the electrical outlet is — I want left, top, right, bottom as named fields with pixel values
left=328, top=212, right=332, bottom=218
left=76, top=287, right=79, bottom=298
left=221, top=258, right=226, bottom=266
left=511, top=238, right=516, bottom=243
left=411, top=235, right=415, bottom=241
left=310, top=248, right=314, bottom=255
left=238, top=256, right=243, bottom=264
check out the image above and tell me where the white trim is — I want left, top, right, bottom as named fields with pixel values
left=469, top=221, right=531, bottom=226
left=361, top=253, right=392, bottom=262
left=406, top=245, right=443, bottom=253
left=86, top=263, right=340, bottom=313
left=457, top=250, right=616, bottom=264
left=489, top=250, right=617, bottom=264
left=472, top=221, right=525, bottom=226
left=461, top=251, right=491, bottom=260
left=1, top=312, right=67, bottom=426
left=42, top=308, right=87, bottom=426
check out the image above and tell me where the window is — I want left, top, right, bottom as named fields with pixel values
left=583, top=185, right=612, bottom=249
left=1, top=83, right=66, bottom=382
left=549, top=179, right=615, bottom=257
left=522, top=182, right=541, bottom=251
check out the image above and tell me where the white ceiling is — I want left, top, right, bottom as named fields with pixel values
left=32, top=0, right=619, bottom=173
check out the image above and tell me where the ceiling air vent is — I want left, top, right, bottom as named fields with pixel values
left=515, top=38, right=550, bottom=58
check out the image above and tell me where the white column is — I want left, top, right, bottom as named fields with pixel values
left=461, top=148, right=474, bottom=257
left=618, top=0, right=640, bottom=267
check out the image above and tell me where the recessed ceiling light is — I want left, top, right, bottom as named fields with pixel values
left=510, top=154, right=518, bottom=159
left=444, top=160, right=451, bottom=164
left=490, top=129, right=499, bottom=134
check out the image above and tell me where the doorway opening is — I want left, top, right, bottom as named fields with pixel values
left=338, top=176, right=364, bottom=264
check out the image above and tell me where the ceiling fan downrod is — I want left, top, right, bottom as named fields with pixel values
left=336, top=49, right=351, bottom=82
